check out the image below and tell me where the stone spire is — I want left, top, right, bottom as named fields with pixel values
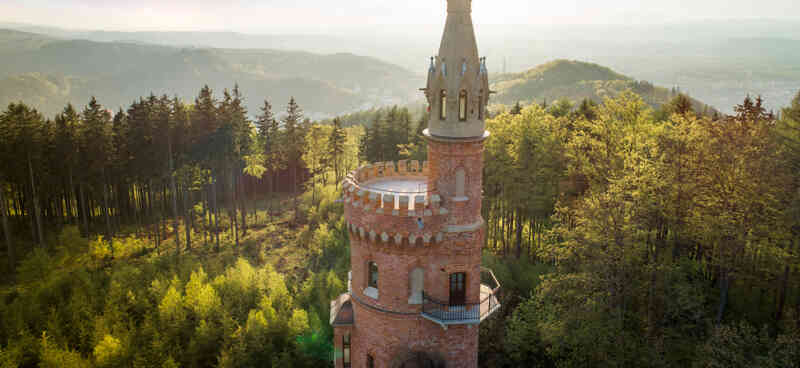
left=425, top=0, right=489, bottom=139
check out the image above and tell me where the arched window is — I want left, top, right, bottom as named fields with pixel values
left=459, top=90, right=468, bottom=121
left=365, top=261, right=379, bottom=299
left=455, top=168, right=466, bottom=198
left=478, top=90, right=484, bottom=120
left=368, top=261, right=378, bottom=289
left=439, top=90, right=447, bottom=120
left=408, top=268, right=425, bottom=304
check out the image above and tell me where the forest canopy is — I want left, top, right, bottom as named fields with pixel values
left=0, top=85, right=799, bottom=367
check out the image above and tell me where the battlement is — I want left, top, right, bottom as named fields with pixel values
left=342, top=160, right=449, bottom=217
left=342, top=160, right=453, bottom=248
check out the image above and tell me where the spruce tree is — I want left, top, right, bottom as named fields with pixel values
left=81, top=97, right=114, bottom=254
left=328, top=118, right=346, bottom=183
left=283, top=97, right=306, bottom=220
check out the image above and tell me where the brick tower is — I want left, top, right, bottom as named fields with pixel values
left=330, top=1, right=499, bottom=367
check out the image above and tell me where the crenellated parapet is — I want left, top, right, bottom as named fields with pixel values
left=342, top=160, right=455, bottom=249
left=350, top=160, right=429, bottom=182
left=342, top=160, right=449, bottom=217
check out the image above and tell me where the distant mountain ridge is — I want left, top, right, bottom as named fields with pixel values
left=3, top=20, right=800, bottom=112
left=0, top=29, right=423, bottom=118
left=490, top=60, right=711, bottom=112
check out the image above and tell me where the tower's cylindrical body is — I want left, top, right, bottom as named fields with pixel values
left=331, top=1, right=498, bottom=367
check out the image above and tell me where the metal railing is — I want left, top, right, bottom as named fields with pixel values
left=420, top=268, right=501, bottom=324
left=421, top=292, right=480, bottom=322
left=481, top=267, right=501, bottom=294
left=421, top=290, right=499, bottom=323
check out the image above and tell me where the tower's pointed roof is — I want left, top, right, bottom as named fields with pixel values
left=439, top=0, right=479, bottom=70
left=425, top=0, right=489, bottom=140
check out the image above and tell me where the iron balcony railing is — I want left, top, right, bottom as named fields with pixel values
left=420, top=268, right=501, bottom=325
left=421, top=291, right=499, bottom=323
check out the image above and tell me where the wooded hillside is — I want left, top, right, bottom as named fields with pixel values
left=491, top=60, right=711, bottom=113
left=0, top=29, right=422, bottom=117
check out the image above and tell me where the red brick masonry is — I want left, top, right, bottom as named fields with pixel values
left=332, top=133, right=489, bottom=368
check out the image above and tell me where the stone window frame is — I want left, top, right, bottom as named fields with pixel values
left=342, top=333, right=351, bottom=368
left=478, top=89, right=484, bottom=120
left=454, top=167, right=468, bottom=201
left=408, top=267, right=425, bottom=305
left=459, top=90, right=468, bottom=121
left=365, top=261, right=379, bottom=300
left=440, top=89, right=447, bottom=120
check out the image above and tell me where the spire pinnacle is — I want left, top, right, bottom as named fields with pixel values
left=423, top=0, right=488, bottom=139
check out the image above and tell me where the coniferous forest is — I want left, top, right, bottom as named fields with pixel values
left=1, top=83, right=800, bottom=368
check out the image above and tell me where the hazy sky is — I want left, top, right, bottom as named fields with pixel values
left=1, top=0, right=798, bottom=32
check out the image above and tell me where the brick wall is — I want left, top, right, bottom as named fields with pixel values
left=348, top=302, right=479, bottom=368
left=336, top=134, right=487, bottom=368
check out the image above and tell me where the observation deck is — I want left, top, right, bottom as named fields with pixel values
left=331, top=269, right=502, bottom=330
left=343, top=160, right=450, bottom=247
left=421, top=268, right=501, bottom=328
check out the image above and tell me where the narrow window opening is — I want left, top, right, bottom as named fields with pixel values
left=459, top=90, right=468, bottom=121
left=455, top=168, right=466, bottom=199
left=409, top=268, right=425, bottom=304
left=439, top=90, right=447, bottom=120
left=343, top=333, right=351, bottom=368
left=367, top=354, right=375, bottom=368
left=368, top=261, right=378, bottom=289
left=478, top=90, right=484, bottom=120
left=449, top=272, right=466, bottom=306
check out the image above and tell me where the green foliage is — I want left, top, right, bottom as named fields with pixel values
left=93, top=335, right=123, bottom=367
left=356, top=106, right=425, bottom=163
left=0, top=209, right=348, bottom=368
left=488, top=91, right=799, bottom=367
left=16, top=247, right=53, bottom=284
left=695, top=323, right=800, bottom=368
left=40, top=332, right=92, bottom=368
left=185, top=268, right=221, bottom=319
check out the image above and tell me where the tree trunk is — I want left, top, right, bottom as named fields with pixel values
left=61, top=185, right=69, bottom=225
left=292, top=164, right=299, bottom=222
left=239, top=172, right=247, bottom=237
left=114, top=182, right=122, bottom=233
left=715, top=269, right=731, bottom=325
left=27, top=153, right=43, bottom=246
left=231, top=167, right=239, bottom=253
left=102, top=169, right=113, bottom=258
left=203, top=184, right=209, bottom=246
left=168, top=141, right=180, bottom=257
left=796, top=280, right=800, bottom=331
left=515, top=209, right=523, bottom=259
left=150, top=179, right=159, bottom=252
left=79, top=183, right=88, bottom=237
left=161, top=183, right=167, bottom=244
left=1, top=183, right=13, bottom=271
left=203, top=185, right=209, bottom=247
left=774, top=265, right=790, bottom=327
left=269, top=171, right=277, bottom=222
left=134, top=185, right=142, bottom=238
left=184, top=186, right=192, bottom=251
left=212, top=173, right=220, bottom=252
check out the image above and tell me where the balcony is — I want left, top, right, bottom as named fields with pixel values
left=420, top=268, right=501, bottom=328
